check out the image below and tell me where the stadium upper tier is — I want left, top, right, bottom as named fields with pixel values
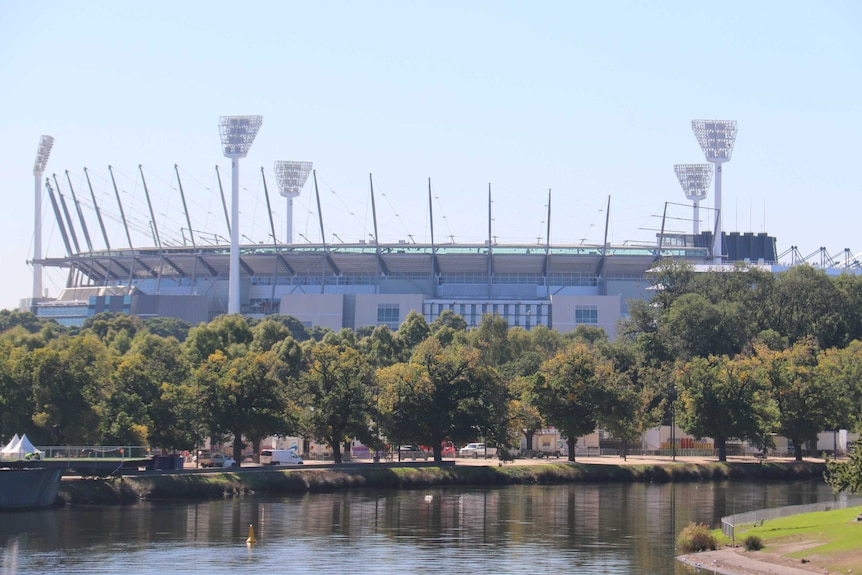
left=43, top=241, right=711, bottom=283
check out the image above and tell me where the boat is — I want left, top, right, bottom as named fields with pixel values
left=0, top=466, right=62, bottom=510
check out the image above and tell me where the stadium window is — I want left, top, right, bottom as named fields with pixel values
left=574, top=305, right=598, bottom=325
left=377, top=303, right=400, bottom=330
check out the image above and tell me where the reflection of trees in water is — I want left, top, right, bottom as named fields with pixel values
left=1, top=481, right=837, bottom=574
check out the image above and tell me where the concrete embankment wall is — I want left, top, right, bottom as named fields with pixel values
left=56, top=461, right=828, bottom=506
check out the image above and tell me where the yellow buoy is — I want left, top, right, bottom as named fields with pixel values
left=246, top=524, right=256, bottom=545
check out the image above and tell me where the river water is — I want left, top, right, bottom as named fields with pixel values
left=0, top=479, right=836, bottom=575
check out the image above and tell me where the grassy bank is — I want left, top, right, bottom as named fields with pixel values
left=711, top=505, right=862, bottom=573
left=57, top=460, right=826, bottom=505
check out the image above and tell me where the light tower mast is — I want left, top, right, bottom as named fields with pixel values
left=673, top=163, right=713, bottom=235
left=32, top=135, right=54, bottom=303
left=692, top=119, right=737, bottom=261
left=219, top=115, right=263, bottom=314
left=274, top=161, right=312, bottom=244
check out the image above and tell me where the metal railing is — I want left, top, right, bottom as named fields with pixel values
left=721, top=495, right=862, bottom=542
left=35, top=445, right=151, bottom=460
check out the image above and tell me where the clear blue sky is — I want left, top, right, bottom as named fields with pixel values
left=1, top=1, right=860, bottom=310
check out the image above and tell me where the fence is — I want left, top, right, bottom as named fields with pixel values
left=721, top=494, right=862, bottom=543
left=37, top=445, right=151, bottom=460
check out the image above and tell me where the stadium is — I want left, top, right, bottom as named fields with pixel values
left=23, top=118, right=852, bottom=334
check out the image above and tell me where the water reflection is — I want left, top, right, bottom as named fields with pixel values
left=0, top=480, right=836, bottom=575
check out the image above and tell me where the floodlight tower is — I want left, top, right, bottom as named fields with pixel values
left=274, top=161, right=313, bottom=244
left=219, top=115, right=263, bottom=314
left=673, top=163, right=713, bottom=235
left=692, top=119, right=737, bottom=260
left=32, top=135, right=55, bottom=302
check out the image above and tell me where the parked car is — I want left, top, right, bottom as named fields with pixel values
left=199, top=453, right=238, bottom=468
left=458, top=443, right=497, bottom=458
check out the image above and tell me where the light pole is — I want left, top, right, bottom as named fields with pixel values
left=670, top=385, right=678, bottom=461
left=219, top=115, right=263, bottom=314
left=274, top=161, right=313, bottom=244
left=692, top=120, right=738, bottom=262
left=673, top=164, right=713, bottom=235
left=32, top=135, right=54, bottom=304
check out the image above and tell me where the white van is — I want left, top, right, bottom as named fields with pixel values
left=260, top=449, right=303, bottom=466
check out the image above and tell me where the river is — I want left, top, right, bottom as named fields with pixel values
left=0, top=479, right=836, bottom=574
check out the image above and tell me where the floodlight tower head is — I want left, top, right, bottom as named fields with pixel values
left=274, top=161, right=313, bottom=198
left=219, top=115, right=263, bottom=158
left=674, top=163, right=713, bottom=236
left=275, top=161, right=313, bottom=245
left=674, top=164, right=713, bottom=202
left=33, top=135, right=55, bottom=175
left=691, top=120, right=737, bottom=164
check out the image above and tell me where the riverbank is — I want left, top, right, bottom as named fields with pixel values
left=56, top=457, right=828, bottom=505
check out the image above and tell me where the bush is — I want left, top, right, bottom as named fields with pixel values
left=744, top=535, right=764, bottom=551
left=676, top=522, right=718, bottom=553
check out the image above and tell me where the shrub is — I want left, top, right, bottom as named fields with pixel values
left=744, top=535, right=764, bottom=551
left=676, top=522, right=718, bottom=553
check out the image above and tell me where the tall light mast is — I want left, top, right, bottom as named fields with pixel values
left=274, top=161, right=312, bottom=244
left=673, top=163, right=713, bottom=235
left=219, top=115, right=263, bottom=314
left=692, top=119, right=737, bottom=260
left=32, top=135, right=54, bottom=302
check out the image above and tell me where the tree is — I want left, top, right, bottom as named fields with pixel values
left=299, top=343, right=375, bottom=464
left=30, top=334, right=111, bottom=445
left=597, top=341, right=665, bottom=460
left=659, top=293, right=754, bottom=359
left=198, top=350, right=292, bottom=465
left=378, top=337, right=507, bottom=463
left=675, top=354, right=774, bottom=461
left=143, top=316, right=191, bottom=342
left=755, top=340, right=840, bottom=460
left=184, top=314, right=254, bottom=365
left=767, top=266, right=847, bottom=349
left=826, top=440, right=862, bottom=495
left=396, top=310, right=431, bottom=355
left=815, top=340, right=862, bottom=436
left=533, top=342, right=610, bottom=461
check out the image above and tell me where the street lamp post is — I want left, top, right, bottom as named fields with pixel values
left=670, top=385, right=678, bottom=461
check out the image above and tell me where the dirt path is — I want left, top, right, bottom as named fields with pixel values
left=678, top=547, right=830, bottom=575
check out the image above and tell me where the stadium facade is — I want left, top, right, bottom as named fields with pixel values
left=25, top=220, right=778, bottom=336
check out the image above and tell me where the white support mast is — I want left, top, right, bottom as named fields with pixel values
left=32, top=135, right=54, bottom=303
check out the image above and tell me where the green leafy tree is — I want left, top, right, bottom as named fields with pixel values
left=396, top=310, right=431, bottom=356
left=0, top=341, right=34, bottom=440
left=815, top=340, right=862, bottom=435
left=533, top=342, right=610, bottom=461
left=143, top=316, right=191, bottom=342
left=675, top=354, right=775, bottom=461
left=184, top=314, right=254, bottom=366
left=767, top=266, right=847, bottom=349
left=378, top=337, right=507, bottom=462
left=198, top=350, right=291, bottom=465
left=826, top=440, right=862, bottom=495
left=755, top=340, right=841, bottom=460
left=31, top=334, right=111, bottom=445
left=598, top=341, right=665, bottom=460
left=299, top=343, right=375, bottom=463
